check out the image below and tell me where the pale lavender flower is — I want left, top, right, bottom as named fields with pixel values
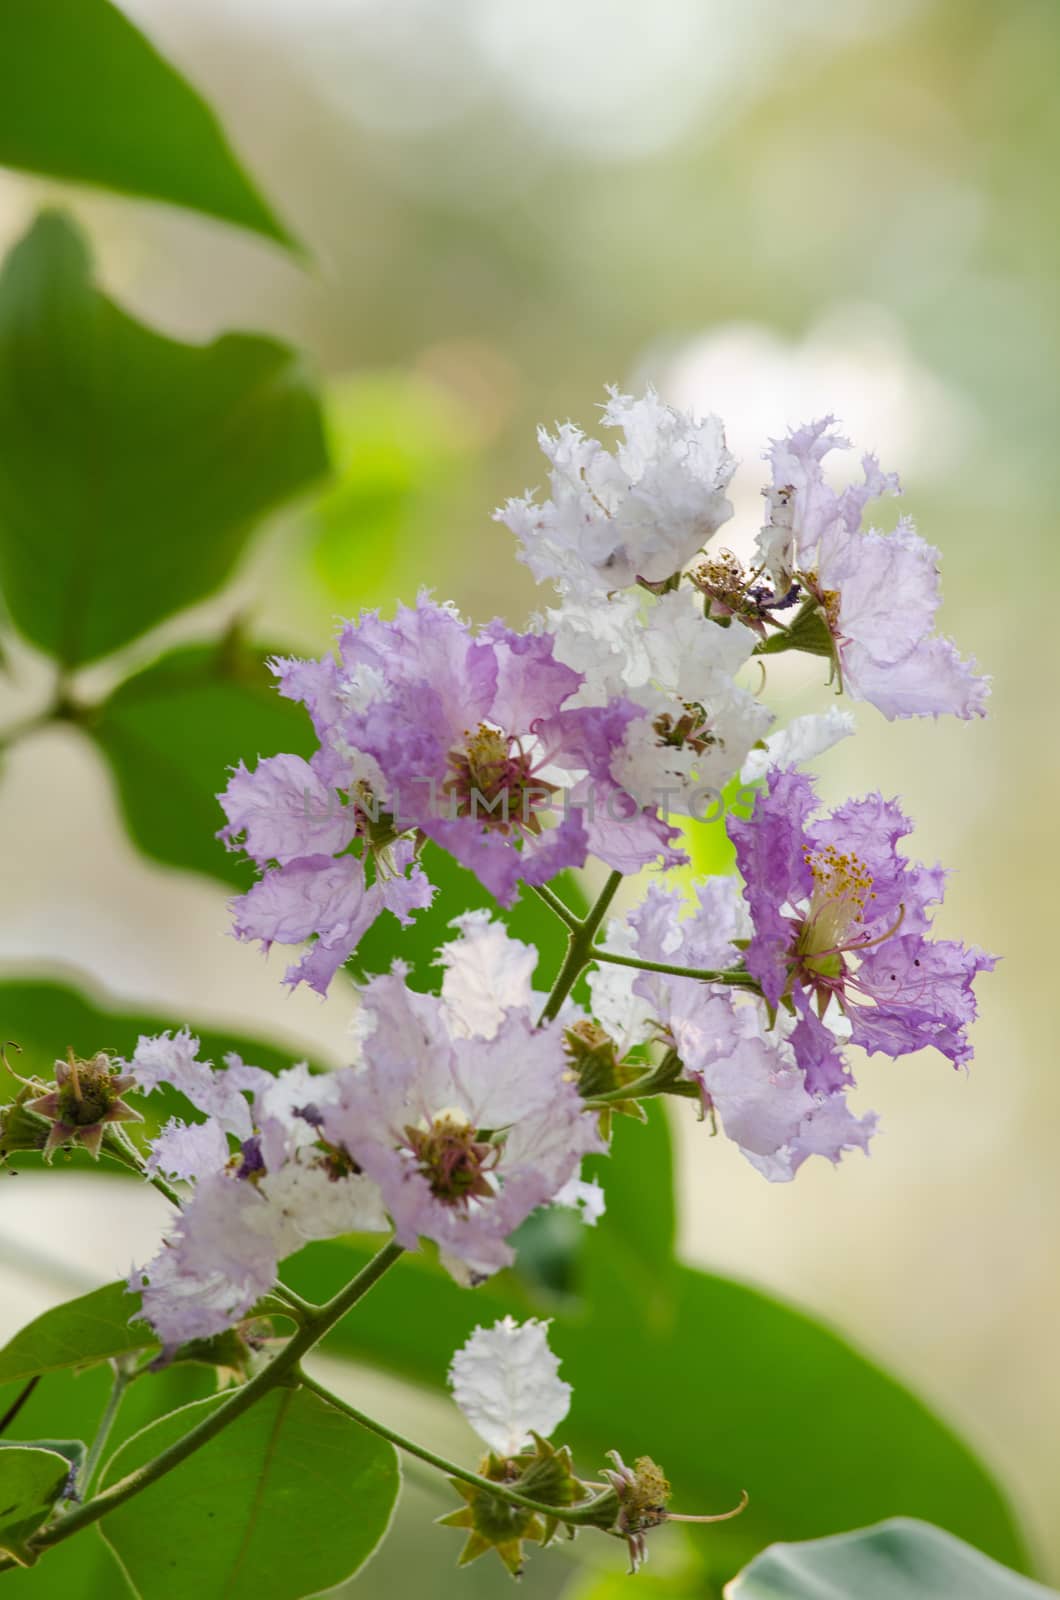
left=129, top=1043, right=387, bottom=1345
left=321, top=969, right=604, bottom=1280
left=759, top=418, right=988, bottom=719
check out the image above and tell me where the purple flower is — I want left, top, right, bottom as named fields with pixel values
left=759, top=418, right=988, bottom=720
left=589, top=880, right=876, bottom=1181
left=321, top=970, right=604, bottom=1279
left=335, top=598, right=683, bottom=899
left=223, top=597, right=683, bottom=987
left=729, top=768, right=995, bottom=1068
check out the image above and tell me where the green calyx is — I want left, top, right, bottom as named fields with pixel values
left=438, top=1436, right=586, bottom=1576
left=0, top=1085, right=50, bottom=1162
left=754, top=594, right=837, bottom=660
left=564, top=1022, right=649, bottom=1130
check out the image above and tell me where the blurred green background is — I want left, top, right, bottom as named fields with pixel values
left=0, top=0, right=1057, bottom=1592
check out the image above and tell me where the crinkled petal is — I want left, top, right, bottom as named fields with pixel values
left=728, top=768, right=817, bottom=1004
left=127, top=1030, right=254, bottom=1141
left=741, top=707, right=855, bottom=784
left=131, top=1176, right=280, bottom=1344
left=842, top=635, right=989, bottom=721
left=439, top=911, right=538, bottom=1039
left=217, top=754, right=356, bottom=867
left=449, top=1317, right=572, bottom=1456
left=146, top=1117, right=230, bottom=1183
left=851, top=936, right=996, bottom=1066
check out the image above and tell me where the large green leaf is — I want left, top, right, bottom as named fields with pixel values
left=0, top=1284, right=156, bottom=1387
left=0, top=213, right=328, bottom=667
left=287, top=1106, right=1028, bottom=1583
left=0, top=1444, right=71, bottom=1563
left=0, top=0, right=292, bottom=246
left=726, top=1519, right=1055, bottom=1599
left=99, top=1387, right=400, bottom=1600
left=0, top=1361, right=224, bottom=1595
left=91, top=639, right=316, bottom=887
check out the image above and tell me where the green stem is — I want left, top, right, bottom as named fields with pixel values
left=528, top=882, right=581, bottom=931
left=7, top=1240, right=404, bottom=1567
left=270, top=1282, right=316, bottom=1320
left=585, top=1072, right=670, bottom=1107
left=588, top=947, right=759, bottom=988
left=537, top=871, right=623, bottom=1026
left=79, top=1361, right=130, bottom=1497
left=296, top=1371, right=616, bottom=1531
left=101, top=1125, right=182, bottom=1208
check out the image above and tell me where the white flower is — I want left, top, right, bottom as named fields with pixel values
left=547, top=585, right=773, bottom=818
left=740, top=706, right=856, bottom=783
left=449, top=1317, right=572, bottom=1457
left=495, top=387, right=735, bottom=597
left=439, top=911, right=538, bottom=1039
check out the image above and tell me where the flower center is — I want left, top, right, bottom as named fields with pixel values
left=57, top=1056, right=118, bottom=1127
left=404, top=1108, right=497, bottom=1206
left=797, top=842, right=875, bottom=977
left=443, top=723, right=556, bottom=833
left=652, top=701, right=718, bottom=756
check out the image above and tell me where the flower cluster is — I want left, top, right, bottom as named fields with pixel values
left=108, top=388, right=991, bottom=1383
left=125, top=912, right=605, bottom=1343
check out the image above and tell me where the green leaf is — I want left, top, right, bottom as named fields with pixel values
left=0, top=1439, right=85, bottom=1477
left=100, top=1386, right=400, bottom=1600
left=0, top=1283, right=156, bottom=1387
left=0, top=212, right=328, bottom=666
left=0, top=1444, right=70, bottom=1563
left=726, top=1519, right=1056, bottom=1599
left=91, top=639, right=316, bottom=887
left=0, top=0, right=293, bottom=246
left=287, top=1106, right=1028, bottom=1582
left=0, top=1361, right=224, bottom=1595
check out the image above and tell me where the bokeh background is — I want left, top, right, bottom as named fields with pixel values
left=1, top=0, right=1058, bottom=1591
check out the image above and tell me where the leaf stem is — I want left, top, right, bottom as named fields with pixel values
left=2, top=1239, right=405, bottom=1568
left=295, top=1371, right=617, bottom=1531
left=537, top=871, right=624, bottom=1026
left=80, top=1361, right=131, bottom=1497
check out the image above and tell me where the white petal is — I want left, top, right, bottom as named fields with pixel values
left=741, top=707, right=855, bottom=783
left=439, top=911, right=538, bottom=1039
left=552, top=1175, right=606, bottom=1225
left=449, top=1316, right=572, bottom=1456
